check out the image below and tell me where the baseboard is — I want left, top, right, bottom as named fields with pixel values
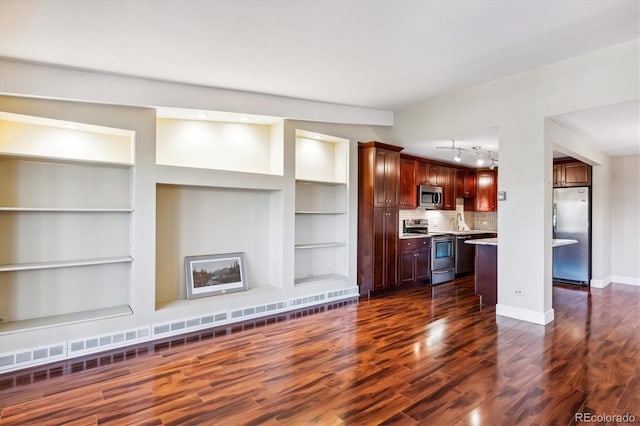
left=590, top=277, right=612, bottom=288
left=496, top=304, right=554, bottom=325
left=611, top=275, right=640, bottom=286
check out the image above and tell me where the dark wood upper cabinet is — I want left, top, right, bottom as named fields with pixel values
left=372, top=148, right=400, bottom=208
left=456, top=170, right=476, bottom=198
left=554, top=159, right=591, bottom=187
left=475, top=169, right=497, bottom=212
left=440, top=167, right=457, bottom=210
left=399, top=157, right=417, bottom=209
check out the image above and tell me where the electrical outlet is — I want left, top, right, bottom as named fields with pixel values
left=482, top=220, right=488, bottom=225
left=515, top=289, right=525, bottom=296
left=0, top=315, right=8, bottom=323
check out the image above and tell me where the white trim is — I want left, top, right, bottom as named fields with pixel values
left=496, top=304, right=554, bottom=325
left=590, top=277, right=612, bottom=288
left=611, top=275, right=640, bottom=286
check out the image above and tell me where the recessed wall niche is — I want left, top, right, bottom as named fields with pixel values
left=156, top=117, right=283, bottom=175
left=155, top=183, right=283, bottom=310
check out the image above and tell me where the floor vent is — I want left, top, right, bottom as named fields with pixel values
left=68, top=327, right=151, bottom=356
left=153, top=311, right=229, bottom=338
left=327, top=287, right=359, bottom=299
left=291, top=293, right=327, bottom=307
left=0, top=343, right=66, bottom=372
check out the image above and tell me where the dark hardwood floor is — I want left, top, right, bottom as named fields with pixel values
left=1, top=276, right=638, bottom=425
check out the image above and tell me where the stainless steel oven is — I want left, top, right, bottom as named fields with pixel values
left=431, top=234, right=455, bottom=284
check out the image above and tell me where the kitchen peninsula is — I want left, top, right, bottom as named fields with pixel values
left=466, top=238, right=578, bottom=306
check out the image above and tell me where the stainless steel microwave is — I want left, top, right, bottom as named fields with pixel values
left=418, top=185, right=443, bottom=209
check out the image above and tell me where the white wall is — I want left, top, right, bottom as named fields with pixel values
left=0, top=59, right=393, bottom=127
left=392, top=40, right=639, bottom=324
left=610, top=155, right=640, bottom=285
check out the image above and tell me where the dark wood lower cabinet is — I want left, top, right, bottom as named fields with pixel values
left=373, top=208, right=398, bottom=291
left=474, top=244, right=497, bottom=306
left=398, top=238, right=431, bottom=286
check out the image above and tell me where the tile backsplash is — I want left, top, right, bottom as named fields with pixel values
left=398, top=198, right=497, bottom=234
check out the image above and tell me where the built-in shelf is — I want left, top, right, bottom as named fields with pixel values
left=0, top=256, right=133, bottom=272
left=295, top=179, right=347, bottom=186
left=294, top=130, right=349, bottom=287
left=0, top=304, right=133, bottom=336
left=294, top=273, right=347, bottom=286
left=0, top=207, right=133, bottom=212
left=295, top=211, right=347, bottom=215
left=295, top=242, right=346, bottom=250
left=0, top=153, right=133, bottom=168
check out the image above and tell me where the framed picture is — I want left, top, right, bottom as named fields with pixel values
left=185, top=252, right=248, bottom=299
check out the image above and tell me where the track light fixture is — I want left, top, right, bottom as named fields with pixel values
left=436, top=140, right=498, bottom=167
left=437, top=139, right=468, bottom=162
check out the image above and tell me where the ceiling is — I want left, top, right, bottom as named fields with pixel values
left=551, top=100, right=640, bottom=158
left=0, top=0, right=638, bottom=167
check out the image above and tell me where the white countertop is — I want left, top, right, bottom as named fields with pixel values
left=399, top=230, right=497, bottom=239
left=465, top=238, right=578, bottom=247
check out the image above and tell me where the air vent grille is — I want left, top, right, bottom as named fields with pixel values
left=0, top=342, right=67, bottom=372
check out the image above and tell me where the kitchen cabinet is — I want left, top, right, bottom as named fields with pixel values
left=373, top=208, right=399, bottom=290
left=440, top=167, right=457, bottom=210
left=456, top=169, right=476, bottom=198
left=358, top=141, right=404, bottom=296
left=399, top=156, right=417, bottom=208
left=474, top=244, right=497, bottom=306
left=475, top=169, right=497, bottom=212
left=373, top=147, right=400, bottom=208
left=553, top=160, right=591, bottom=187
left=398, top=237, right=431, bottom=286
left=416, top=161, right=440, bottom=186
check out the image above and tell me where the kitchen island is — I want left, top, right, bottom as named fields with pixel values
left=465, top=238, right=578, bottom=306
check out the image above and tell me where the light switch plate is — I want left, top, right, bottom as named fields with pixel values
left=498, top=191, right=506, bottom=201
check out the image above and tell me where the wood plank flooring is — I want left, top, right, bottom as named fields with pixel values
left=1, top=277, right=639, bottom=425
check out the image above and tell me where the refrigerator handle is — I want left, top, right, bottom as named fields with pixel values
left=552, top=202, right=557, bottom=236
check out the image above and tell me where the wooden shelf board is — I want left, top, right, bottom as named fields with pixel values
left=295, top=179, right=347, bottom=186
left=0, top=305, right=133, bottom=336
left=0, top=152, right=133, bottom=168
left=0, top=256, right=133, bottom=272
left=294, top=274, right=347, bottom=286
left=295, top=211, right=347, bottom=215
left=295, top=242, right=346, bottom=250
left=0, top=207, right=133, bottom=212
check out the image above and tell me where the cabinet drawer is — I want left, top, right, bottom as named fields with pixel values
left=399, top=239, right=418, bottom=251
left=415, top=238, right=431, bottom=249
left=398, top=237, right=430, bottom=251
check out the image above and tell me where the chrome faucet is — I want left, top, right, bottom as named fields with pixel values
left=456, top=212, right=463, bottom=230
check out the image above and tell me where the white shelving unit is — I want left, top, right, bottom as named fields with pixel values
left=294, top=130, right=349, bottom=286
left=0, top=112, right=135, bottom=334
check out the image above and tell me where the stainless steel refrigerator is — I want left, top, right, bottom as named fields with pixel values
left=553, top=187, right=590, bottom=284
